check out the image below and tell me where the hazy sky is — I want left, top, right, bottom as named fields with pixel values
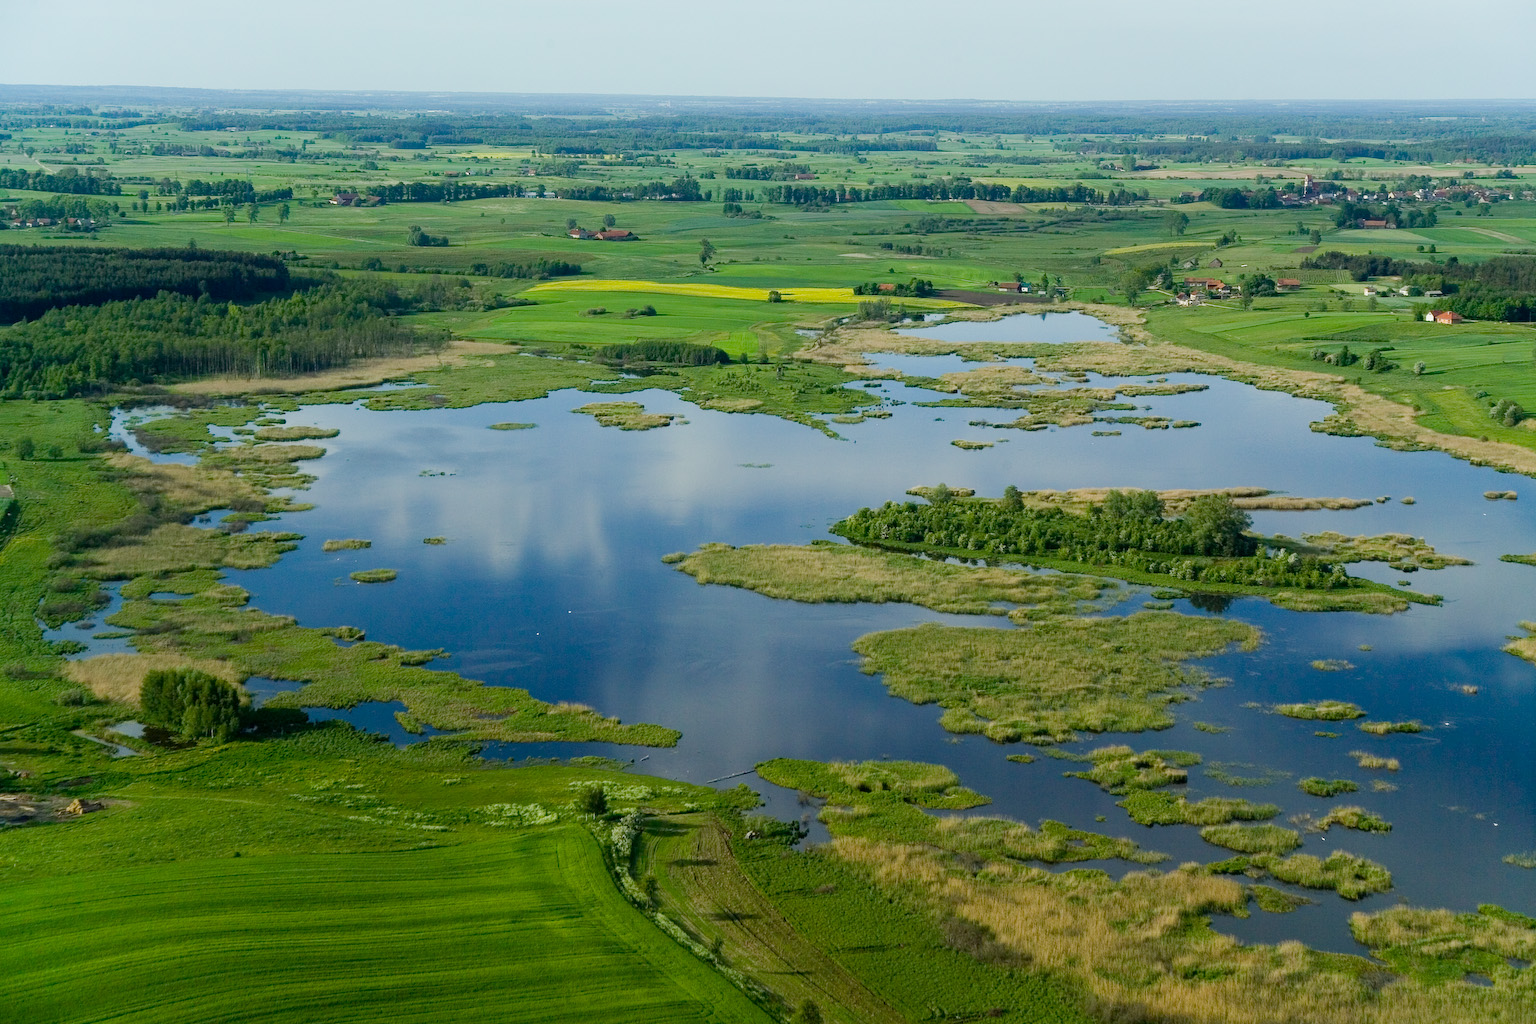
left=6, top=0, right=1535, bottom=102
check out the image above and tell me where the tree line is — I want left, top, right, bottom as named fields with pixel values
left=757, top=181, right=1137, bottom=206
left=0, top=245, right=292, bottom=322
left=0, top=281, right=445, bottom=398
left=0, top=167, right=120, bottom=195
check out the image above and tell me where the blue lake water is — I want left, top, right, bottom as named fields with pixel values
left=95, top=314, right=1536, bottom=954
left=894, top=309, right=1120, bottom=343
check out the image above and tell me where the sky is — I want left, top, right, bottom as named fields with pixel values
left=4, top=0, right=1535, bottom=102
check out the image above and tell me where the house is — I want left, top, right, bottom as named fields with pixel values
left=990, top=281, right=1025, bottom=293
left=1175, top=292, right=1203, bottom=307
left=1362, top=285, right=1379, bottom=297
left=331, top=192, right=360, bottom=206
left=1358, top=219, right=1390, bottom=229
left=876, top=282, right=897, bottom=293
left=1275, top=278, right=1302, bottom=292
left=594, top=229, right=636, bottom=241
left=1208, top=258, right=1223, bottom=268
left=1425, top=310, right=1464, bottom=325
left=568, top=227, right=595, bottom=239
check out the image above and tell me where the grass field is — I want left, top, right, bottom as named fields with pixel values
left=0, top=830, right=772, bottom=1024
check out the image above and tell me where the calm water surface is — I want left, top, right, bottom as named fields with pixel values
left=102, top=313, right=1535, bottom=953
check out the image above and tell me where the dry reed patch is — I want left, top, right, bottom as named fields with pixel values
left=675, top=542, right=1106, bottom=617
left=171, top=339, right=512, bottom=396
left=1304, top=532, right=1471, bottom=571
left=78, top=524, right=301, bottom=577
left=64, top=653, right=244, bottom=704
left=1504, top=623, right=1536, bottom=665
left=573, top=402, right=676, bottom=430
left=105, top=454, right=271, bottom=518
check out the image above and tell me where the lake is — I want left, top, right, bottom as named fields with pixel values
left=98, top=312, right=1536, bottom=953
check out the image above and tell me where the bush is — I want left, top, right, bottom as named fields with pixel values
left=574, top=785, right=607, bottom=815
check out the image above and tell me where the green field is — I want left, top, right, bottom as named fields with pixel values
left=0, top=830, right=771, bottom=1024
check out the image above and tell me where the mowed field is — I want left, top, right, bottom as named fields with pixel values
left=0, top=827, right=771, bottom=1024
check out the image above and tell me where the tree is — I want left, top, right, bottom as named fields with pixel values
left=1163, top=210, right=1189, bottom=236
left=767, top=289, right=782, bottom=302
left=602, top=213, right=617, bottom=228
left=1002, top=484, right=1023, bottom=510
left=566, top=217, right=578, bottom=231
left=793, top=1000, right=823, bottom=1024
left=277, top=203, right=290, bottom=224
left=45, top=443, right=62, bottom=460
left=246, top=203, right=259, bottom=224
left=699, top=238, right=716, bottom=267
left=1309, top=229, right=1323, bottom=245
left=1413, top=360, right=1427, bottom=376
left=139, top=668, right=242, bottom=742
left=222, top=205, right=236, bottom=225
left=15, top=436, right=34, bottom=460
left=929, top=482, right=954, bottom=504
left=1182, top=494, right=1253, bottom=557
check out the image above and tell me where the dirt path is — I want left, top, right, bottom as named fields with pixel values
left=647, top=816, right=904, bottom=1024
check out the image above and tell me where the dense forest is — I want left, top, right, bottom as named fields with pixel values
left=0, top=246, right=293, bottom=322
left=0, top=281, right=442, bottom=397
left=834, top=490, right=1364, bottom=592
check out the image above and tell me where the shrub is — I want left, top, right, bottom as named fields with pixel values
left=575, top=785, right=608, bottom=816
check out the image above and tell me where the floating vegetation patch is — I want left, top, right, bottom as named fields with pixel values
left=1201, top=823, right=1302, bottom=855
left=1276, top=700, right=1364, bottom=721
left=1118, top=791, right=1280, bottom=826
left=1064, top=746, right=1201, bottom=794
left=1266, top=851, right=1393, bottom=900
left=1299, top=778, right=1358, bottom=798
left=1310, top=659, right=1355, bottom=672
left=1503, top=851, right=1536, bottom=869
left=1484, top=491, right=1518, bottom=501
left=1371, top=780, right=1398, bottom=793
left=951, top=439, right=993, bottom=450
left=1249, top=884, right=1312, bottom=913
left=1499, top=553, right=1536, bottom=567
left=488, top=421, right=537, bottom=430
left=1006, top=753, right=1035, bottom=764
left=1350, top=750, right=1401, bottom=772
left=1358, top=720, right=1423, bottom=735
left=253, top=425, right=340, bottom=441
left=349, top=569, right=397, bottom=584
left=1313, top=805, right=1393, bottom=834
left=422, top=537, right=447, bottom=545
left=323, top=538, right=372, bottom=552
left=573, top=402, right=677, bottom=430
left=1193, top=721, right=1230, bottom=734
left=1205, top=762, right=1291, bottom=788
